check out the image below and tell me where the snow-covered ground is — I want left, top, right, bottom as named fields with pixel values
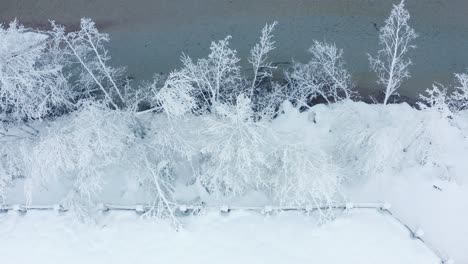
left=0, top=209, right=440, bottom=264
left=348, top=174, right=468, bottom=263
left=3, top=101, right=468, bottom=262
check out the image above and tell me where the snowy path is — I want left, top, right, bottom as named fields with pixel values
left=0, top=210, right=438, bottom=264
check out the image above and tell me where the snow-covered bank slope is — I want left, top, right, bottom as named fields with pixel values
left=0, top=210, right=439, bottom=264
left=2, top=101, right=467, bottom=262
left=349, top=177, right=467, bottom=263
left=277, top=101, right=468, bottom=262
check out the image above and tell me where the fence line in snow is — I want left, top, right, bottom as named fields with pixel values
left=0, top=202, right=453, bottom=264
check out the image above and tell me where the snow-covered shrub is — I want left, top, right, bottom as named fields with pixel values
left=147, top=23, right=347, bottom=209
left=368, top=0, right=417, bottom=105
left=153, top=71, right=197, bottom=117
left=155, top=22, right=282, bottom=117
left=0, top=121, right=45, bottom=204
left=51, top=18, right=126, bottom=109
left=285, top=61, right=326, bottom=107
left=120, top=110, right=208, bottom=226
left=129, top=144, right=181, bottom=227
left=451, top=73, right=468, bottom=111
left=415, top=73, right=467, bottom=132
left=414, top=84, right=467, bottom=180
left=307, top=41, right=354, bottom=101
left=141, top=158, right=178, bottom=225
left=244, top=102, right=345, bottom=219
left=268, top=143, right=343, bottom=210
left=328, top=102, right=418, bottom=178
left=285, top=41, right=354, bottom=107
left=127, top=112, right=197, bottom=225
left=0, top=20, right=72, bottom=122
left=197, top=94, right=272, bottom=198
left=26, top=102, right=135, bottom=219
left=326, top=97, right=466, bottom=182
left=170, top=36, right=243, bottom=113
left=418, top=84, right=452, bottom=119
left=129, top=73, right=166, bottom=113
left=0, top=139, right=33, bottom=203
left=409, top=127, right=464, bottom=181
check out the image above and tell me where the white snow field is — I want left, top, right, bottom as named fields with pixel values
left=0, top=209, right=439, bottom=264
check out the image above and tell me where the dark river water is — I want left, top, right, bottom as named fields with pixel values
left=2, top=0, right=468, bottom=98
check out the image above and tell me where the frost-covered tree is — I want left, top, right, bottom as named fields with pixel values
left=140, top=38, right=260, bottom=201
left=418, top=73, right=468, bottom=114
left=153, top=71, right=198, bottom=117
left=129, top=73, right=166, bottom=113
left=451, top=73, right=468, bottom=111
left=269, top=143, right=343, bottom=207
left=197, top=94, right=271, bottom=198
left=51, top=18, right=126, bottom=109
left=414, top=84, right=466, bottom=180
left=0, top=20, right=72, bottom=122
left=170, top=36, right=242, bottom=112
left=248, top=22, right=278, bottom=99
left=285, top=41, right=354, bottom=107
left=247, top=22, right=290, bottom=119
left=152, top=22, right=282, bottom=117
left=308, top=41, right=354, bottom=100
left=0, top=140, right=31, bottom=204
left=262, top=102, right=344, bottom=216
left=368, top=0, right=417, bottom=105
left=418, top=84, right=452, bottom=119
left=130, top=145, right=181, bottom=228
left=285, top=61, right=325, bottom=107
left=26, top=102, right=134, bottom=219
left=0, top=18, right=406, bottom=224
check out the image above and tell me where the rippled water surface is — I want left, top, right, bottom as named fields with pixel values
left=2, top=0, right=468, bottom=98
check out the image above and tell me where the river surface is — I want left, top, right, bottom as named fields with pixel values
left=2, top=0, right=468, bottom=98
